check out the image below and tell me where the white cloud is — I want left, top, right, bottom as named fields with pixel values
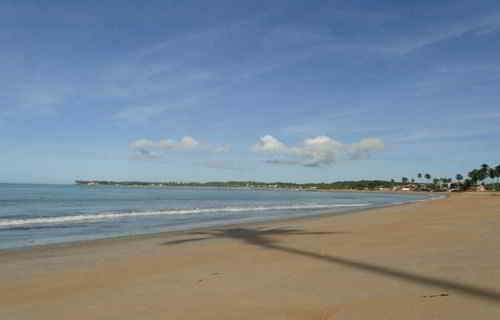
left=129, top=149, right=161, bottom=160
left=293, top=136, right=344, bottom=166
left=252, top=135, right=288, bottom=153
left=129, top=136, right=200, bottom=150
left=252, top=135, right=384, bottom=167
left=129, top=139, right=156, bottom=149
left=129, top=136, right=228, bottom=158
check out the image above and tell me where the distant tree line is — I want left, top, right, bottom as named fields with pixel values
left=76, top=180, right=397, bottom=190
left=464, top=163, right=500, bottom=191
left=407, top=163, right=500, bottom=191
left=76, top=163, right=500, bottom=192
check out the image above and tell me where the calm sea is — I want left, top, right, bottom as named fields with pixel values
left=0, top=183, right=434, bottom=249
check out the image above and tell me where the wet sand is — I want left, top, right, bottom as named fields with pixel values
left=1, top=192, right=499, bottom=319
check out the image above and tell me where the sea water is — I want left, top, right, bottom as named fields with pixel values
left=0, top=183, right=433, bottom=249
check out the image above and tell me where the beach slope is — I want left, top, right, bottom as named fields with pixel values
left=1, top=193, right=499, bottom=319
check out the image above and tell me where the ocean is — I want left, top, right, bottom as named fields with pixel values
left=0, top=183, right=434, bottom=249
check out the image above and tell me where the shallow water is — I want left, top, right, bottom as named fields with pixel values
left=0, top=183, right=433, bottom=249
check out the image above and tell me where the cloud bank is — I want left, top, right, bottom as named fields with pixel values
left=252, top=135, right=384, bottom=167
left=130, top=136, right=200, bottom=150
left=129, top=136, right=229, bottom=159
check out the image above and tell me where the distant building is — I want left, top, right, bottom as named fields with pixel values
left=476, top=184, right=487, bottom=192
left=393, top=184, right=417, bottom=192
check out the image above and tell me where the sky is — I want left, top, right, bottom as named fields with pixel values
left=1, top=0, right=499, bottom=184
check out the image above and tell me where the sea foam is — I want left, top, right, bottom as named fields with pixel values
left=0, top=203, right=369, bottom=228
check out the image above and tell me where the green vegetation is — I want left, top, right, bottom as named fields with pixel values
left=76, top=163, right=500, bottom=192
left=407, top=163, right=500, bottom=192
left=76, top=180, right=397, bottom=191
left=462, top=163, right=500, bottom=191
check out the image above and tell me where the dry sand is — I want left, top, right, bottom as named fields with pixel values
left=1, top=192, right=499, bottom=319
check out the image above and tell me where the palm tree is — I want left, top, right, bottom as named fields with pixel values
left=488, top=168, right=496, bottom=181
left=456, top=174, right=463, bottom=184
left=439, top=178, right=449, bottom=188
left=424, top=173, right=431, bottom=183
left=495, top=165, right=500, bottom=184
left=480, top=164, right=489, bottom=182
left=463, top=178, right=473, bottom=190
left=468, top=169, right=480, bottom=184
left=468, top=170, right=475, bottom=183
left=417, top=173, right=422, bottom=182
left=402, top=177, right=409, bottom=184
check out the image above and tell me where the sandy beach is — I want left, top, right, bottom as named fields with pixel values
left=1, top=192, right=499, bottom=319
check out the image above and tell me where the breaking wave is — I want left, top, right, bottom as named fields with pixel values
left=0, top=203, right=369, bottom=228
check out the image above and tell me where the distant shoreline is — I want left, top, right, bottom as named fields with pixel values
left=74, top=179, right=428, bottom=193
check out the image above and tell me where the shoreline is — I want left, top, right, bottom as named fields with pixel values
left=3, top=192, right=498, bottom=319
left=0, top=192, right=441, bottom=253
left=75, top=182, right=447, bottom=194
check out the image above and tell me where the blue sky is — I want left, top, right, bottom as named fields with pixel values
left=1, top=0, right=499, bottom=184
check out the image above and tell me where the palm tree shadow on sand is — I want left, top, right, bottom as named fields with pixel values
left=162, top=228, right=339, bottom=246
left=162, top=227, right=500, bottom=304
